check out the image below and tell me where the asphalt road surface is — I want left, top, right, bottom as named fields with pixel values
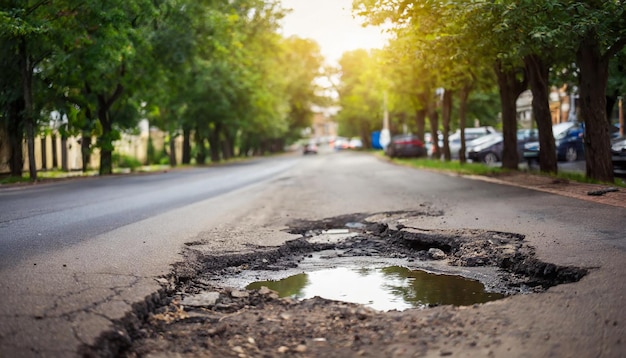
left=1, top=151, right=625, bottom=357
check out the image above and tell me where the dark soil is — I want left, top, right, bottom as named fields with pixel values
left=82, top=211, right=588, bottom=358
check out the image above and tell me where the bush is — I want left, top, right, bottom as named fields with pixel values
left=114, top=153, right=142, bottom=171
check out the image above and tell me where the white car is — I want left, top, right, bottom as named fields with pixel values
left=440, top=126, right=497, bottom=159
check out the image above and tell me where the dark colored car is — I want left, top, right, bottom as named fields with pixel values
left=523, top=122, right=584, bottom=163
left=467, top=129, right=538, bottom=164
left=611, top=136, right=626, bottom=176
left=385, top=134, right=427, bottom=158
left=467, top=133, right=504, bottom=164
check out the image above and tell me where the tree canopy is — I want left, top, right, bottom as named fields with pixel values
left=2, top=1, right=625, bottom=183
left=352, top=0, right=626, bottom=181
left=0, top=0, right=325, bottom=177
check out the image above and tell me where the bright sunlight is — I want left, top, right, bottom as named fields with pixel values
left=279, top=0, right=389, bottom=64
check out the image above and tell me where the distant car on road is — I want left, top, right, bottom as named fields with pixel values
left=303, top=142, right=318, bottom=155
left=385, top=134, right=427, bottom=158
left=349, top=138, right=363, bottom=149
left=333, top=137, right=350, bottom=151
left=523, top=122, right=584, bottom=163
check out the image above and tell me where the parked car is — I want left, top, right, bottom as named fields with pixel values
left=611, top=136, right=626, bottom=176
left=385, top=134, right=427, bottom=158
left=467, top=129, right=538, bottom=164
left=424, top=132, right=441, bottom=157
left=349, top=138, right=363, bottom=149
left=333, top=137, right=350, bottom=150
left=441, top=126, right=497, bottom=159
left=303, top=142, right=318, bottom=155
left=467, top=133, right=504, bottom=164
left=523, top=121, right=584, bottom=163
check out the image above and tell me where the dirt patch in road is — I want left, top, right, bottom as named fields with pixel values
left=83, top=211, right=588, bottom=358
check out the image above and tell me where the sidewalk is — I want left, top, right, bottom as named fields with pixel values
left=470, top=171, right=626, bottom=208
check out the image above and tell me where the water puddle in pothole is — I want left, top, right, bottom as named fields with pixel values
left=246, top=266, right=506, bottom=311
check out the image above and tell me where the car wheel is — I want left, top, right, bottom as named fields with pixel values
left=565, top=146, right=577, bottom=162
left=483, top=152, right=498, bottom=164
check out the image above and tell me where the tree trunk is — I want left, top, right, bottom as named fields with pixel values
left=99, top=126, right=113, bottom=175
left=182, top=127, right=191, bottom=164
left=415, top=109, right=426, bottom=143
left=169, top=133, right=177, bottom=167
left=221, top=140, right=231, bottom=160
left=40, top=136, right=47, bottom=170
left=577, top=33, right=614, bottom=182
left=25, top=120, right=36, bottom=179
left=7, top=98, right=25, bottom=177
left=208, top=123, right=221, bottom=163
left=81, top=133, right=91, bottom=172
left=360, top=122, right=371, bottom=149
left=51, top=134, right=58, bottom=169
left=221, top=128, right=233, bottom=160
left=97, top=95, right=113, bottom=175
left=525, top=54, right=557, bottom=173
left=96, top=84, right=124, bottom=175
left=458, top=85, right=471, bottom=164
left=20, top=37, right=37, bottom=181
left=494, top=61, right=528, bottom=170
left=441, top=89, right=453, bottom=161
left=82, top=107, right=94, bottom=172
left=195, top=135, right=206, bottom=165
left=61, top=135, right=68, bottom=172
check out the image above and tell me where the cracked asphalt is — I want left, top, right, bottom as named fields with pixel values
left=1, top=151, right=625, bottom=357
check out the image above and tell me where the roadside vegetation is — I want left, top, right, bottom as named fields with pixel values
left=378, top=151, right=625, bottom=187
left=1, top=1, right=625, bottom=185
left=1, top=0, right=325, bottom=180
left=341, top=1, right=626, bottom=183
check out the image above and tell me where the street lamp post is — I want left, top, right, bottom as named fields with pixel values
left=379, top=91, right=391, bottom=149
left=619, top=96, right=624, bottom=137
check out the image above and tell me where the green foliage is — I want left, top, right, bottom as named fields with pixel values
left=146, top=136, right=157, bottom=165
left=113, top=153, right=142, bottom=171
left=0, top=175, right=31, bottom=185
left=278, top=37, right=324, bottom=143
left=158, top=153, right=170, bottom=166
left=354, top=0, right=626, bottom=179
left=336, top=49, right=385, bottom=141
left=383, top=152, right=625, bottom=187
left=388, top=155, right=509, bottom=177
left=1, top=0, right=331, bottom=174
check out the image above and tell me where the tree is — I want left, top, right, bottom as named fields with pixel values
left=354, top=0, right=500, bottom=163
left=566, top=1, right=626, bottom=182
left=279, top=37, right=324, bottom=144
left=383, top=31, right=437, bottom=153
left=336, top=49, right=386, bottom=147
left=0, top=1, right=69, bottom=180
left=0, top=35, right=24, bottom=176
left=58, top=0, right=159, bottom=175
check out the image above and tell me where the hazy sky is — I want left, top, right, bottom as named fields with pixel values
left=279, top=0, right=389, bottom=64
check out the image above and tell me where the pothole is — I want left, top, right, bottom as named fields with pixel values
left=83, top=211, right=590, bottom=357
left=246, top=265, right=506, bottom=311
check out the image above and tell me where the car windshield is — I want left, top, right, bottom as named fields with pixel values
left=553, top=122, right=576, bottom=139
left=517, top=129, right=538, bottom=141
left=449, top=128, right=490, bottom=140
left=468, top=133, right=501, bottom=147
left=612, top=138, right=626, bottom=151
